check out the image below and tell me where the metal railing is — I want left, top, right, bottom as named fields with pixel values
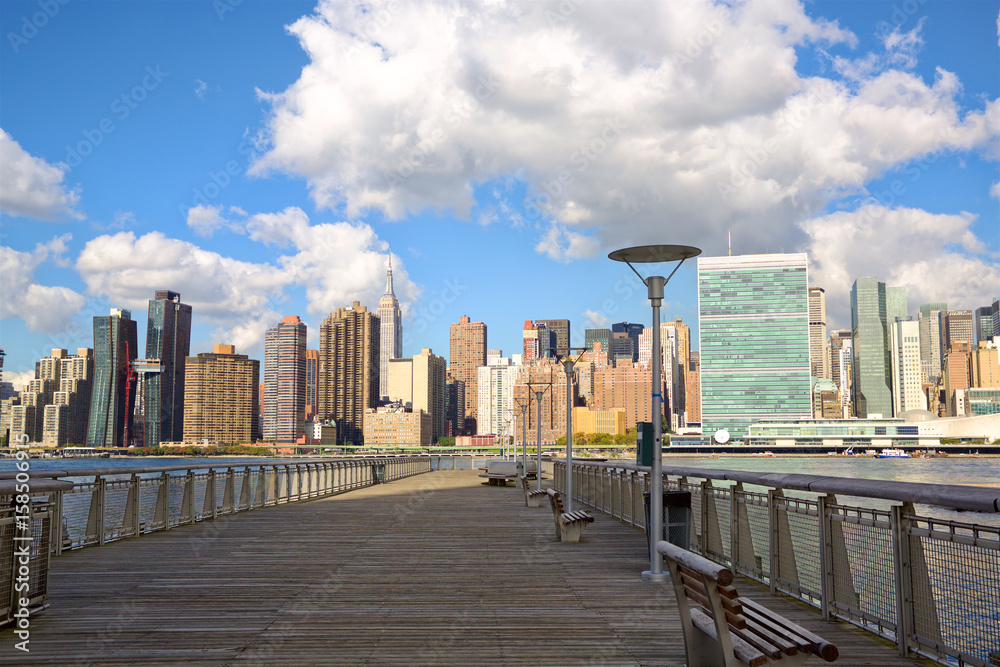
left=3, top=456, right=430, bottom=556
left=554, top=459, right=1000, bottom=667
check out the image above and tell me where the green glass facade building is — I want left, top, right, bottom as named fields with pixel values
left=850, top=278, right=907, bottom=418
left=144, top=290, right=192, bottom=446
left=86, top=308, right=138, bottom=448
left=697, top=254, right=812, bottom=444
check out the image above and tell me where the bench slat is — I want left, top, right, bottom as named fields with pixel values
left=682, top=582, right=748, bottom=630
left=678, top=570, right=745, bottom=616
left=659, top=541, right=734, bottom=586
left=741, top=598, right=838, bottom=662
left=690, top=608, right=768, bottom=667
left=742, top=606, right=814, bottom=652
left=736, top=615, right=802, bottom=658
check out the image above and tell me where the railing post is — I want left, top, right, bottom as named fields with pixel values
left=818, top=493, right=833, bottom=621
left=892, top=503, right=911, bottom=657
left=180, top=470, right=195, bottom=524
left=768, top=488, right=779, bottom=595
left=86, top=475, right=106, bottom=545
left=222, top=469, right=235, bottom=513
left=205, top=469, right=217, bottom=519
left=154, top=472, right=170, bottom=530
left=122, top=473, right=140, bottom=538
left=254, top=468, right=266, bottom=507
left=239, top=468, right=252, bottom=510
left=52, top=490, right=65, bottom=556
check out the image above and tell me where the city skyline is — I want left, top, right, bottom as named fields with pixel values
left=1, top=1, right=998, bottom=384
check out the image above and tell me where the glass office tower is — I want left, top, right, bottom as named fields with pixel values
left=86, top=309, right=138, bottom=448
left=144, top=290, right=192, bottom=446
left=851, top=278, right=907, bottom=418
left=698, top=254, right=812, bottom=444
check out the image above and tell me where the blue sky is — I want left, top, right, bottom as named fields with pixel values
left=1, top=0, right=998, bottom=386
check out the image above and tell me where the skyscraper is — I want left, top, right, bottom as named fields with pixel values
left=449, top=315, right=486, bottom=434
left=305, top=349, right=319, bottom=418
left=535, top=319, right=570, bottom=358
left=940, top=310, right=974, bottom=364
left=377, top=256, right=402, bottom=398
left=264, top=316, right=307, bottom=443
left=808, top=287, right=829, bottom=380
left=87, top=308, right=138, bottom=448
left=918, top=303, right=947, bottom=384
left=828, top=330, right=853, bottom=416
left=851, top=278, right=907, bottom=418
left=477, top=354, right=520, bottom=437
left=698, top=254, right=812, bottom=444
left=144, top=290, right=192, bottom=446
left=319, top=302, right=380, bottom=445
left=890, top=318, right=926, bottom=414
left=974, top=305, right=994, bottom=344
left=584, top=328, right=611, bottom=355
left=665, top=318, right=692, bottom=423
left=384, top=348, right=446, bottom=441
left=183, top=344, right=261, bottom=445
left=611, top=322, right=643, bottom=362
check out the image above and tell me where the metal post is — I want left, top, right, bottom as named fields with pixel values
left=534, top=390, right=543, bottom=492
left=642, top=275, right=667, bottom=582
left=563, top=358, right=574, bottom=512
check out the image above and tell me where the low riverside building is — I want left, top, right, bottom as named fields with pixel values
left=363, top=405, right=431, bottom=446
left=572, top=407, right=626, bottom=436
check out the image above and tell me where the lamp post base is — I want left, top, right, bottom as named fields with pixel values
left=640, top=570, right=670, bottom=583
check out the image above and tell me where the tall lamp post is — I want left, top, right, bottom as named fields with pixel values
left=609, top=244, right=701, bottom=583
left=526, top=380, right=551, bottom=492
left=514, top=394, right=532, bottom=475
left=559, top=347, right=590, bottom=512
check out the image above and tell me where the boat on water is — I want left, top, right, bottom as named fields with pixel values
left=875, top=448, right=910, bottom=459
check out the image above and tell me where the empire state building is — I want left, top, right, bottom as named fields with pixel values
left=377, top=256, right=403, bottom=398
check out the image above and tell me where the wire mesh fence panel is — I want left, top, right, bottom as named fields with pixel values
left=685, top=481, right=705, bottom=553
left=908, top=516, right=1000, bottom=666
left=735, top=489, right=771, bottom=584
left=26, top=505, right=50, bottom=601
left=703, top=484, right=733, bottom=567
left=139, top=477, right=161, bottom=531
left=192, top=474, right=210, bottom=520
left=102, top=480, right=133, bottom=541
left=0, top=508, right=14, bottom=621
left=831, top=505, right=895, bottom=637
left=62, top=485, right=95, bottom=549
left=774, top=495, right=823, bottom=607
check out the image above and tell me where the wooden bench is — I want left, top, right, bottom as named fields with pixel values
left=657, top=541, right=838, bottom=667
left=545, top=488, right=594, bottom=543
left=520, top=476, right=547, bottom=507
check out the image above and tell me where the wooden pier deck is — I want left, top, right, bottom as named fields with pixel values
left=1, top=470, right=931, bottom=666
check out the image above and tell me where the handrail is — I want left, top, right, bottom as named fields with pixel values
left=554, top=458, right=1000, bottom=513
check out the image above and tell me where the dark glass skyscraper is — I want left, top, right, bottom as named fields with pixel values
left=87, top=309, right=138, bottom=448
left=144, top=290, right=192, bottom=446
left=611, top=322, right=644, bottom=362
left=851, top=278, right=907, bottom=418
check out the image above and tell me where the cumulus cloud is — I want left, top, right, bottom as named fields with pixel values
left=583, top=309, right=611, bottom=328
left=0, top=235, right=87, bottom=332
left=991, top=181, right=1000, bottom=199
left=186, top=204, right=249, bottom=236
left=535, top=224, right=600, bottom=262
left=3, top=370, right=36, bottom=393
left=801, top=205, right=999, bottom=330
left=0, top=129, right=83, bottom=221
left=195, top=79, right=208, bottom=100
left=250, top=0, right=996, bottom=261
left=77, top=209, right=418, bottom=352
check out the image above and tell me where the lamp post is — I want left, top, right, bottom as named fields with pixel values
left=609, top=244, right=701, bottom=583
left=526, top=381, right=551, bottom=492
left=514, top=394, right=531, bottom=476
left=559, top=347, right=590, bottom=512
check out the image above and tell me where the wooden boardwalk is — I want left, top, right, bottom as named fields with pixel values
left=1, top=471, right=931, bottom=666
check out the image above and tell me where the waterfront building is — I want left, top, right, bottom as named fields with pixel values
left=305, top=349, right=319, bottom=419
left=10, top=395, right=43, bottom=445
left=41, top=348, right=94, bottom=446
left=942, top=341, right=971, bottom=417
left=812, top=378, right=842, bottom=419
left=962, top=387, right=1000, bottom=416
left=974, top=305, right=994, bottom=344
left=444, top=377, right=465, bottom=436
left=698, top=253, right=812, bottom=443
left=385, top=349, right=446, bottom=441
left=449, top=315, right=486, bottom=434
left=376, top=257, right=402, bottom=399
left=571, top=406, right=626, bottom=436
left=363, top=405, right=431, bottom=446
left=970, top=343, right=999, bottom=388
left=918, top=303, right=947, bottom=384
left=746, top=417, right=929, bottom=450
left=686, top=352, right=701, bottom=424
left=143, top=290, right=192, bottom=447
left=87, top=309, right=138, bottom=448
left=890, top=318, right=926, bottom=414
left=611, top=322, right=643, bottom=363
left=534, top=319, right=570, bottom=358
left=940, top=310, right=974, bottom=369
left=319, top=302, right=379, bottom=445
left=264, top=315, right=307, bottom=444
left=183, top=345, right=261, bottom=445
left=665, top=318, right=692, bottom=423
left=851, top=278, right=906, bottom=418
left=591, top=363, right=653, bottom=432
left=477, top=355, right=520, bottom=438
left=808, top=287, right=829, bottom=380
left=828, top=330, right=853, bottom=416
left=512, top=360, right=574, bottom=445
left=584, top=329, right=611, bottom=356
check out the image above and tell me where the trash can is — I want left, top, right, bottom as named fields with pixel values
left=643, top=491, right=691, bottom=557
left=372, top=463, right=385, bottom=484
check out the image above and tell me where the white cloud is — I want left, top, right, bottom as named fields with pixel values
left=186, top=204, right=248, bottom=237
left=76, top=211, right=419, bottom=353
left=801, top=205, right=1000, bottom=330
left=3, top=370, right=36, bottom=393
left=583, top=309, right=611, bottom=328
left=195, top=79, right=208, bottom=100
left=535, top=224, right=600, bottom=262
left=250, top=0, right=995, bottom=262
left=0, top=235, right=87, bottom=333
left=0, top=129, right=83, bottom=221
left=991, top=181, right=1000, bottom=199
